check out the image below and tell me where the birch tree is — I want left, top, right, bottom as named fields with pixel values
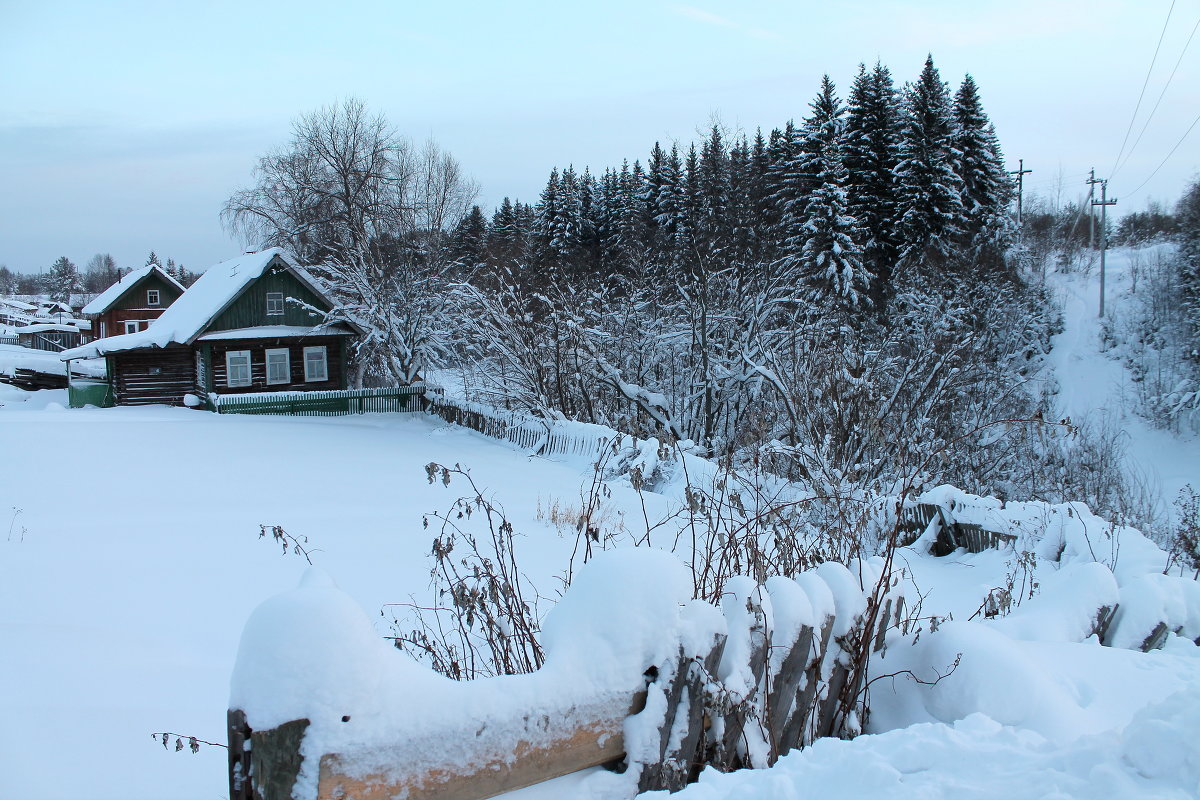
left=222, top=98, right=477, bottom=384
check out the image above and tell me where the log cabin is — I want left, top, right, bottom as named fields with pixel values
left=60, top=249, right=363, bottom=407
left=81, top=263, right=185, bottom=339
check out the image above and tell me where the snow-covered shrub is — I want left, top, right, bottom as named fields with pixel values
left=386, top=463, right=545, bottom=679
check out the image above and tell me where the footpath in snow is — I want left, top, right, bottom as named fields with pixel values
left=1046, top=245, right=1200, bottom=526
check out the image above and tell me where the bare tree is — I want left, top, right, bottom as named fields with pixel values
left=83, top=253, right=119, bottom=294
left=222, top=98, right=478, bottom=385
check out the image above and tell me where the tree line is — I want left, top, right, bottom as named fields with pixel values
left=0, top=251, right=198, bottom=303
left=220, top=57, right=1159, bottom=527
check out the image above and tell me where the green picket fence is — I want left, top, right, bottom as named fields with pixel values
left=209, top=385, right=438, bottom=416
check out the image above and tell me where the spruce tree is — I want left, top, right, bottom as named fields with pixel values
left=895, top=55, right=966, bottom=276
left=953, top=74, right=1013, bottom=267
left=767, top=121, right=807, bottom=265
left=47, top=256, right=80, bottom=303
left=795, top=78, right=870, bottom=312
left=449, top=205, right=489, bottom=270
left=845, top=62, right=903, bottom=303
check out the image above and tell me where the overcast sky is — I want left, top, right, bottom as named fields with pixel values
left=2, top=0, right=1197, bottom=274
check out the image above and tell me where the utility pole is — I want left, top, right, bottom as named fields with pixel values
left=1086, top=169, right=1100, bottom=250
left=1010, top=159, right=1033, bottom=226
left=1092, top=179, right=1117, bottom=318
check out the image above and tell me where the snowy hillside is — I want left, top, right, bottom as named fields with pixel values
left=1046, top=244, right=1200, bottom=530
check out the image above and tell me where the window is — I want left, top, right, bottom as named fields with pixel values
left=225, top=350, right=252, bottom=387
left=98, top=321, right=107, bottom=338
left=265, top=348, right=291, bottom=385
left=147, top=289, right=160, bottom=306
left=124, top=320, right=140, bottom=335
left=303, top=346, right=328, bottom=382
left=266, top=292, right=285, bottom=316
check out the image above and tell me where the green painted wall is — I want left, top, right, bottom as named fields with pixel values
left=206, top=265, right=331, bottom=332
left=112, top=273, right=184, bottom=312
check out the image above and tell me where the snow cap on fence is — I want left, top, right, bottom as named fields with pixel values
left=990, top=561, right=1120, bottom=643
left=1106, top=573, right=1200, bottom=650
left=229, top=568, right=435, bottom=732
left=541, top=548, right=701, bottom=685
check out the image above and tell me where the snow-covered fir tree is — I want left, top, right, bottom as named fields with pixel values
left=795, top=78, right=870, bottom=312
left=953, top=74, right=1013, bottom=267
left=844, top=62, right=902, bottom=303
left=46, top=256, right=80, bottom=303
left=894, top=55, right=966, bottom=275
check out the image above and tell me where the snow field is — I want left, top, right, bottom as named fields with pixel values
left=0, top=405, right=627, bottom=800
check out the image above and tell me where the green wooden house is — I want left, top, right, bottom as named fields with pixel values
left=60, top=249, right=363, bottom=406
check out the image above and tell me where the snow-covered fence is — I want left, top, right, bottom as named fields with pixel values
left=227, top=552, right=902, bottom=800
left=209, top=385, right=438, bottom=417
left=426, top=395, right=616, bottom=460
left=897, top=502, right=1016, bottom=556
left=0, top=334, right=18, bottom=346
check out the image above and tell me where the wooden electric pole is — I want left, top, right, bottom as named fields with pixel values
left=1086, top=169, right=1102, bottom=251
left=1092, top=179, right=1117, bottom=318
left=1010, top=159, right=1033, bottom=226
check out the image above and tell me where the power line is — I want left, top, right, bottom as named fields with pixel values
left=1123, top=107, right=1200, bottom=200
left=1111, top=0, right=1176, bottom=176
left=1113, top=12, right=1200, bottom=179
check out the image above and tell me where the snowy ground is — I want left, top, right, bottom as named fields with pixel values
left=0, top=398, right=658, bottom=800
left=2, top=252, right=1199, bottom=800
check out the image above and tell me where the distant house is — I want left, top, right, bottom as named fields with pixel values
left=81, top=264, right=185, bottom=339
left=0, top=298, right=38, bottom=327
left=17, top=323, right=87, bottom=352
left=60, top=249, right=362, bottom=406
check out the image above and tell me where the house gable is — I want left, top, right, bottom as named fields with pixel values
left=204, top=261, right=333, bottom=334
left=109, top=272, right=184, bottom=313
left=82, top=264, right=186, bottom=317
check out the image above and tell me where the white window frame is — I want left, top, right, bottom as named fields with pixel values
left=124, top=320, right=140, bottom=335
left=147, top=289, right=160, bottom=306
left=266, top=292, right=285, bottom=316
left=265, top=347, right=291, bottom=385
left=98, top=321, right=107, bottom=338
left=303, top=346, right=328, bottom=382
left=225, top=350, right=252, bottom=388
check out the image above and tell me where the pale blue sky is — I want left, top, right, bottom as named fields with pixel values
left=2, top=0, right=1196, bottom=273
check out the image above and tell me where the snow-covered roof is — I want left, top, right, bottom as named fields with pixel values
left=60, top=249, right=351, bottom=361
left=196, top=324, right=356, bottom=341
left=81, top=264, right=185, bottom=315
left=1, top=298, right=38, bottom=312
left=18, top=323, right=83, bottom=334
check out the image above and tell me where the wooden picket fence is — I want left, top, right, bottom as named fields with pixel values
left=426, top=395, right=615, bottom=460
left=897, top=502, right=1016, bottom=556
left=209, top=385, right=440, bottom=417
left=228, top=565, right=902, bottom=800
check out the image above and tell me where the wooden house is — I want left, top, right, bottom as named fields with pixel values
left=60, top=249, right=362, bottom=407
left=81, top=264, right=185, bottom=338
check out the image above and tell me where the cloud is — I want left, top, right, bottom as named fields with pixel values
left=670, top=4, right=782, bottom=41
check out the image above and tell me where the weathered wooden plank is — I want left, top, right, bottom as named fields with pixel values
left=316, top=695, right=638, bottom=800
left=765, top=624, right=814, bottom=753
left=778, top=615, right=834, bottom=751
left=227, top=709, right=253, bottom=800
